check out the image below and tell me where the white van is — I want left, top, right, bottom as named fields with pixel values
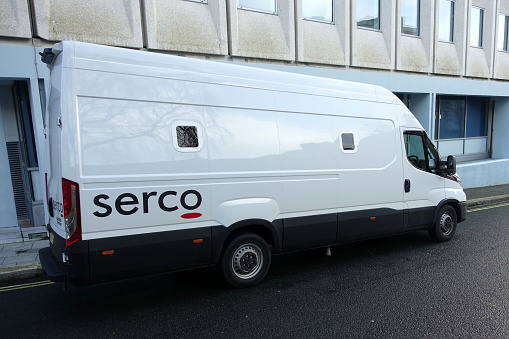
left=39, top=41, right=466, bottom=288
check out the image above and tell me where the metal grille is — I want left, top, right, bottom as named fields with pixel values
left=6, top=142, right=29, bottom=219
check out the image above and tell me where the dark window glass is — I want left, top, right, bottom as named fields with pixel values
left=466, top=97, right=488, bottom=137
left=404, top=132, right=439, bottom=174
left=438, top=96, right=466, bottom=139
left=176, top=126, right=199, bottom=148
left=341, top=133, right=355, bottom=150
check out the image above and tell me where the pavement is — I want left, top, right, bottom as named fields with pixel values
left=1, top=183, right=508, bottom=283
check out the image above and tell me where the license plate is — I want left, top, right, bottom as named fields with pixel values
left=50, top=232, right=54, bottom=244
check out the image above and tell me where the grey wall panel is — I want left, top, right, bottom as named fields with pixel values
left=31, top=0, right=143, bottom=47
left=396, top=0, right=434, bottom=73
left=228, top=0, right=295, bottom=61
left=466, top=0, right=495, bottom=78
left=0, top=0, right=32, bottom=38
left=494, top=0, right=509, bottom=79
left=144, top=0, right=228, bottom=55
left=296, top=0, right=349, bottom=66
left=434, top=0, right=467, bottom=75
left=351, top=0, right=395, bottom=70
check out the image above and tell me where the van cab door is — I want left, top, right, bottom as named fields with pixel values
left=402, top=130, right=445, bottom=229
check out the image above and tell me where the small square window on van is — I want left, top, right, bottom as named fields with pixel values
left=176, top=126, right=199, bottom=148
left=341, top=133, right=355, bottom=151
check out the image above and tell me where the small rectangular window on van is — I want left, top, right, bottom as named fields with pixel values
left=176, top=126, right=199, bottom=148
left=341, top=133, right=355, bottom=150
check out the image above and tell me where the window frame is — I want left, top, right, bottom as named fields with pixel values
left=498, top=13, right=509, bottom=52
left=356, top=0, right=381, bottom=31
left=404, top=131, right=440, bottom=174
left=434, top=95, right=492, bottom=161
left=401, top=0, right=420, bottom=37
left=238, top=0, right=278, bottom=15
left=172, top=121, right=204, bottom=153
left=438, top=0, right=455, bottom=43
left=470, top=6, right=484, bottom=48
left=302, top=0, right=334, bottom=24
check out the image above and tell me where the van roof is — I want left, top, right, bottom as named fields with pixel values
left=54, top=41, right=401, bottom=105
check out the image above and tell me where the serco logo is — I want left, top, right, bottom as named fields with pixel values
left=93, top=190, right=202, bottom=219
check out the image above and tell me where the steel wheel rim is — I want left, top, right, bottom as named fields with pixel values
left=439, top=212, right=454, bottom=236
left=231, top=243, right=263, bottom=280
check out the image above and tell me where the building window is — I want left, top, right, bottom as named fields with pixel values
left=435, top=96, right=490, bottom=159
left=438, top=0, right=454, bottom=42
left=238, top=0, right=277, bottom=14
left=401, top=0, right=420, bottom=36
left=498, top=14, right=509, bottom=51
left=303, top=0, right=333, bottom=23
left=470, top=7, right=484, bottom=47
left=357, top=0, right=380, bottom=30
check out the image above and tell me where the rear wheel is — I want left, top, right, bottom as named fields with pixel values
left=429, top=205, right=457, bottom=242
left=220, top=233, right=271, bottom=288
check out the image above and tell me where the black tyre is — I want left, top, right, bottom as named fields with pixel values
left=220, top=233, right=271, bottom=288
left=429, top=205, right=457, bottom=242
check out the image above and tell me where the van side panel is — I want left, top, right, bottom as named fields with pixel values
left=331, top=102, right=405, bottom=242
left=277, top=111, right=338, bottom=251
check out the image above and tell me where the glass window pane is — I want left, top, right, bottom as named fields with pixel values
left=357, top=0, right=380, bottom=30
left=238, top=0, right=276, bottom=13
left=470, top=7, right=483, bottom=47
left=404, top=133, right=426, bottom=169
left=498, top=15, right=506, bottom=50
left=438, top=96, right=465, bottom=139
left=438, top=0, right=454, bottom=42
left=498, top=14, right=509, bottom=51
left=401, top=0, right=420, bottom=36
left=466, top=97, right=488, bottom=137
left=303, top=0, right=333, bottom=22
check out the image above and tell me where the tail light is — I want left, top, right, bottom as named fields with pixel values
left=62, top=178, right=81, bottom=247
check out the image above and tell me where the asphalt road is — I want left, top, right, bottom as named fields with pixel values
left=1, top=203, right=509, bottom=339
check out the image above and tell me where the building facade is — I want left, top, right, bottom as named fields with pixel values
left=1, top=0, right=509, bottom=228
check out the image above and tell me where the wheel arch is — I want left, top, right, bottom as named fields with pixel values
left=432, top=199, right=462, bottom=228
left=211, top=219, right=283, bottom=264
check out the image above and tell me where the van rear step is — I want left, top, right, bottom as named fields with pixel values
left=38, top=247, right=66, bottom=282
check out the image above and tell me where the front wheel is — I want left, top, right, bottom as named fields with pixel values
left=220, top=233, right=271, bottom=288
left=429, top=205, right=457, bottom=242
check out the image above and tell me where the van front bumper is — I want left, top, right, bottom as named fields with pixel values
left=459, top=202, right=467, bottom=223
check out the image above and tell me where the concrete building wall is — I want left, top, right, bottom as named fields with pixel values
left=0, top=0, right=32, bottom=38
left=396, top=0, right=434, bottom=73
left=434, top=0, right=468, bottom=76
left=351, top=0, right=395, bottom=70
left=466, top=0, right=496, bottom=78
left=144, top=0, right=228, bottom=55
left=228, top=0, right=295, bottom=61
left=494, top=1, right=509, bottom=80
left=296, top=0, right=349, bottom=66
left=31, top=0, right=143, bottom=47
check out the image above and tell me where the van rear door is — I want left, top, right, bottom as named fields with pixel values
left=45, top=46, right=67, bottom=258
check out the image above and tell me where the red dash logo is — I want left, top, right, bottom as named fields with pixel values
left=181, top=213, right=202, bottom=219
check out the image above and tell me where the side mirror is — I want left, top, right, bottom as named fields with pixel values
left=446, top=155, right=456, bottom=175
